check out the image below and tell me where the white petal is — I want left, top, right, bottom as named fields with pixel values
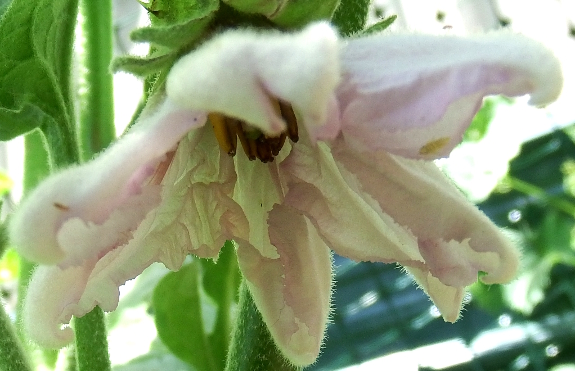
left=338, top=31, right=562, bottom=159
left=236, top=205, right=332, bottom=366
left=9, top=99, right=206, bottom=265
left=280, top=138, right=423, bottom=265
left=166, top=22, right=340, bottom=137
left=23, top=264, right=92, bottom=347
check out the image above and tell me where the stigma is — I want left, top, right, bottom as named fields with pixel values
left=209, top=100, right=299, bottom=163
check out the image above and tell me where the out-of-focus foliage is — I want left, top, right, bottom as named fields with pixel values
left=152, top=242, right=240, bottom=370
left=0, top=249, right=19, bottom=284
left=472, top=128, right=575, bottom=317
left=464, top=97, right=512, bottom=142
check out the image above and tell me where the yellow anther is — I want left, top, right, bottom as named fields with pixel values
left=209, top=99, right=299, bottom=162
left=209, top=113, right=236, bottom=156
left=419, top=137, right=451, bottom=156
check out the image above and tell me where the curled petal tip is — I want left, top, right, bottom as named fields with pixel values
left=337, top=30, right=563, bottom=159
left=22, top=266, right=84, bottom=348
left=8, top=171, right=77, bottom=265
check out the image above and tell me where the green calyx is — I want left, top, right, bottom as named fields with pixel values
left=222, top=0, right=283, bottom=17
left=222, top=0, right=340, bottom=28
left=271, top=0, right=340, bottom=28
left=114, top=0, right=219, bottom=78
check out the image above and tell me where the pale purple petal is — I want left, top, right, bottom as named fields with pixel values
left=232, top=147, right=289, bottom=260
left=405, top=266, right=465, bottom=323
left=236, top=204, right=332, bottom=366
left=280, top=137, right=424, bottom=266
left=9, top=99, right=206, bottom=265
left=144, top=127, right=249, bottom=265
left=418, top=238, right=499, bottom=287
left=338, top=31, right=562, bottom=159
left=21, top=127, right=250, bottom=347
left=330, top=140, right=520, bottom=286
left=22, top=264, right=93, bottom=347
left=166, top=22, right=340, bottom=137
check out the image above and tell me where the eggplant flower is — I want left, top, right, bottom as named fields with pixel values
left=10, top=23, right=561, bottom=366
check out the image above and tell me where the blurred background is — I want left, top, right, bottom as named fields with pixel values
left=2, top=0, right=575, bottom=370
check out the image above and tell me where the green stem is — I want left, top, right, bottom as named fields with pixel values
left=73, top=307, right=111, bottom=371
left=208, top=242, right=241, bottom=369
left=0, top=303, right=33, bottom=371
left=15, top=131, right=50, bottom=346
left=225, top=281, right=300, bottom=371
left=67, top=1, right=115, bottom=368
left=59, top=0, right=115, bottom=371
left=78, top=0, right=116, bottom=160
left=506, top=176, right=575, bottom=215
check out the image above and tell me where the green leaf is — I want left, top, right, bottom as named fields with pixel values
left=143, top=0, right=218, bottom=26
left=0, top=0, right=78, bottom=141
left=470, top=281, right=506, bottom=314
left=112, top=54, right=177, bottom=77
left=270, top=0, right=340, bottom=28
left=463, top=98, right=496, bottom=142
left=201, top=241, right=241, bottom=368
left=153, top=261, right=221, bottom=371
left=222, top=0, right=278, bottom=15
left=361, top=15, right=397, bottom=35
left=464, top=96, right=510, bottom=142
left=331, top=0, right=370, bottom=36
left=0, top=103, right=52, bottom=140
left=131, top=2, right=216, bottom=49
left=0, top=0, right=12, bottom=17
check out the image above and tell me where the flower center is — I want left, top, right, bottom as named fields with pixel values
left=209, top=100, right=299, bottom=163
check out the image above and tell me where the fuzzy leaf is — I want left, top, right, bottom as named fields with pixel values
left=0, top=0, right=77, bottom=140
left=222, top=0, right=279, bottom=16
left=131, top=1, right=217, bottom=49
left=0, top=0, right=11, bottom=16
left=112, top=54, right=177, bottom=77
left=331, top=0, right=370, bottom=36
left=0, top=104, right=51, bottom=140
left=144, top=0, right=218, bottom=26
left=271, top=0, right=340, bottom=28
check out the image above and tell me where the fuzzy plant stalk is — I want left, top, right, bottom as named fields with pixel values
left=78, top=0, right=116, bottom=159
left=225, top=281, right=301, bottom=371
left=69, top=0, right=116, bottom=368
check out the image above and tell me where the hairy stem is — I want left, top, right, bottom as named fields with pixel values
left=74, top=307, right=111, bottom=371
left=225, top=281, right=300, bottom=371
left=78, top=0, right=116, bottom=160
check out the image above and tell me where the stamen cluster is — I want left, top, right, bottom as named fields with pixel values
left=210, top=100, right=299, bottom=163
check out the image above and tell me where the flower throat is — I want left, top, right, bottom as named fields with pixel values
left=209, top=100, right=299, bottom=163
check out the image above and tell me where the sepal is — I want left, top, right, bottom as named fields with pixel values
left=270, top=0, right=340, bottom=28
